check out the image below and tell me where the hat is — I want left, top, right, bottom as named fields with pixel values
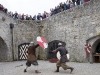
left=58, top=42, right=62, bottom=46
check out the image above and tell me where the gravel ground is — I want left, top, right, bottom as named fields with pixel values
left=0, top=60, right=100, bottom=75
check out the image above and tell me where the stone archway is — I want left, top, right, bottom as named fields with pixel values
left=0, top=37, right=8, bottom=62
left=91, top=38, right=100, bottom=63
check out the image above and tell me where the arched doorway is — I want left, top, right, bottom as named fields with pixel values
left=0, top=37, right=8, bottom=62
left=47, top=40, right=66, bottom=63
left=96, top=43, right=100, bottom=53
left=92, top=38, right=100, bottom=63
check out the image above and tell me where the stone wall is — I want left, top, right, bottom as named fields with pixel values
left=40, top=0, right=100, bottom=62
left=13, top=20, right=41, bottom=60
left=0, top=11, right=15, bottom=61
left=0, top=0, right=100, bottom=62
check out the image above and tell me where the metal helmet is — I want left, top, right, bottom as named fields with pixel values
left=58, top=42, right=62, bottom=46
left=29, top=41, right=34, bottom=46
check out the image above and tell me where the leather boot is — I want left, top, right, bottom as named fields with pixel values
left=55, top=66, right=59, bottom=72
left=35, top=70, right=41, bottom=73
left=24, top=69, right=27, bottom=72
left=70, top=67, right=74, bottom=73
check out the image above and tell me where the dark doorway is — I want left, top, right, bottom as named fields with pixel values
left=92, top=38, right=100, bottom=63
left=47, top=40, right=66, bottom=62
left=96, top=43, right=100, bottom=53
left=0, top=37, right=8, bottom=62
left=93, top=42, right=100, bottom=63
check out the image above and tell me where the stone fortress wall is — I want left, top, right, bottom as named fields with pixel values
left=0, top=0, right=100, bottom=62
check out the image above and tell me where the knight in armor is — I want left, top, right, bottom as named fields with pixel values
left=24, top=41, right=41, bottom=73
left=52, top=42, right=74, bottom=73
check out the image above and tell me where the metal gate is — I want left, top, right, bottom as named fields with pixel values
left=48, top=40, right=66, bottom=59
left=18, top=43, right=29, bottom=60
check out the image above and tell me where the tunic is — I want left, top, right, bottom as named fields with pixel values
left=56, top=46, right=69, bottom=63
left=27, top=44, right=39, bottom=62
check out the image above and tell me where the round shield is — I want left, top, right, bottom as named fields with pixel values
left=37, top=36, right=48, bottom=49
left=57, top=51, right=70, bottom=60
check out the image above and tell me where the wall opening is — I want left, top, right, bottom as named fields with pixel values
left=95, top=43, right=100, bottom=53
left=0, top=37, right=8, bottom=62
left=47, top=40, right=66, bottom=63
left=92, top=38, right=100, bottom=63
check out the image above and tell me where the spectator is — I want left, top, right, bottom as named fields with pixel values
left=50, top=8, right=55, bottom=16
left=66, top=0, right=70, bottom=9
left=32, top=15, right=37, bottom=20
left=59, top=2, right=64, bottom=12
left=54, top=6, right=58, bottom=14
left=72, top=0, right=75, bottom=5
left=63, top=2, right=67, bottom=10
left=77, top=0, right=80, bottom=5
left=3, top=7, right=8, bottom=13
left=37, top=13, right=42, bottom=20
left=18, top=14, right=22, bottom=20
left=14, top=11, right=18, bottom=19
left=46, top=12, right=50, bottom=18
left=80, top=0, right=84, bottom=4
left=85, top=0, right=90, bottom=2
left=29, top=15, right=32, bottom=20
left=0, top=4, right=4, bottom=11
left=9, top=11, right=14, bottom=18
left=69, top=0, right=74, bottom=8
left=26, top=14, right=29, bottom=20
left=21, top=13, right=25, bottom=20
left=56, top=5, right=61, bottom=13
left=42, top=11, right=47, bottom=19
left=74, top=0, right=78, bottom=6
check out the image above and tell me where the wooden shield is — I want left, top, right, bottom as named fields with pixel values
left=37, top=36, right=48, bottom=49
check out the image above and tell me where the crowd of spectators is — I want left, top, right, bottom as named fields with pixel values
left=0, top=4, right=8, bottom=13
left=0, top=0, right=90, bottom=21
